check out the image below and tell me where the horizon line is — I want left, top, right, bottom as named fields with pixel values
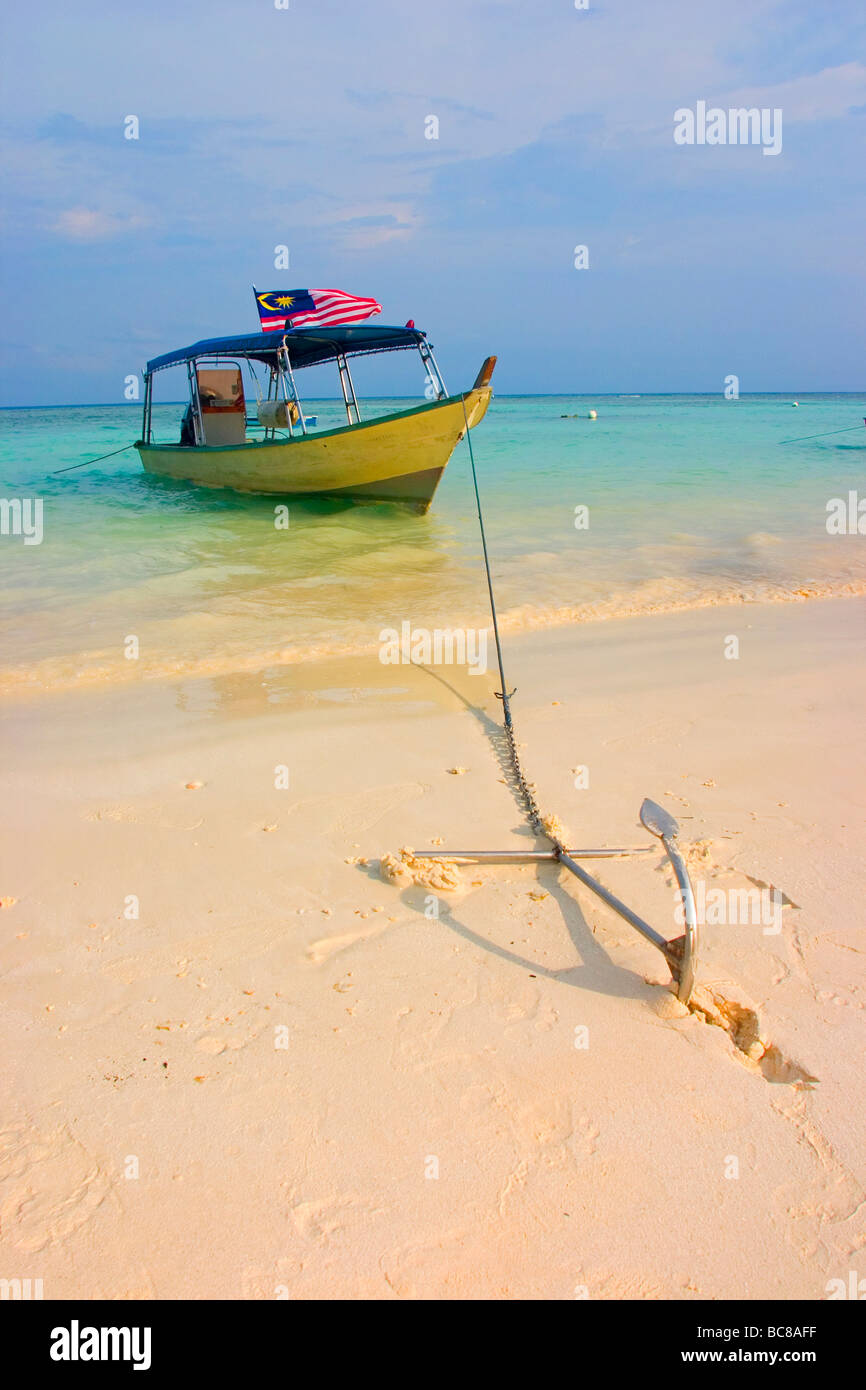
left=2, top=391, right=865, bottom=411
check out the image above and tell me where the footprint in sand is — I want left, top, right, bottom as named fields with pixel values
left=379, top=1228, right=470, bottom=1297
left=513, top=1095, right=574, bottom=1155
left=286, top=1192, right=382, bottom=1246
left=577, top=1269, right=677, bottom=1299
left=576, top=1116, right=600, bottom=1156
left=240, top=1258, right=301, bottom=1300
left=0, top=1122, right=110, bottom=1254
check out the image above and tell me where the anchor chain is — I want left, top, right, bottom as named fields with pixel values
left=461, top=397, right=564, bottom=857
left=502, top=720, right=547, bottom=838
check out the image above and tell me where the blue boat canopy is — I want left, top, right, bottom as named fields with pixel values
left=146, top=323, right=427, bottom=374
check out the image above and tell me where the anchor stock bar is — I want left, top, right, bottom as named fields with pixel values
left=415, top=847, right=654, bottom=861
left=413, top=798, right=699, bottom=1001
left=414, top=845, right=670, bottom=956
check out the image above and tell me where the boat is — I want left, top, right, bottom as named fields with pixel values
left=136, top=323, right=496, bottom=512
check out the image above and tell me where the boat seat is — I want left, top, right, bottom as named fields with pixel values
left=197, top=367, right=246, bottom=446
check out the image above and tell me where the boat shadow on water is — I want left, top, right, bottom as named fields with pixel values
left=137, top=467, right=434, bottom=522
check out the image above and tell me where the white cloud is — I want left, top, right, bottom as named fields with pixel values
left=724, top=62, right=866, bottom=122
left=52, top=207, right=146, bottom=241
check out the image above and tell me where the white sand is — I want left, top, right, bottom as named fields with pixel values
left=1, top=596, right=864, bottom=1299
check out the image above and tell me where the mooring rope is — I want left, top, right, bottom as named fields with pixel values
left=51, top=443, right=136, bottom=475
left=779, top=424, right=863, bottom=445
left=460, top=397, right=560, bottom=849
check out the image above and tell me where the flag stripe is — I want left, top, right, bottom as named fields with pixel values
left=255, top=286, right=381, bottom=332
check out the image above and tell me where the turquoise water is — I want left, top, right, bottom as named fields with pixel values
left=1, top=394, right=864, bottom=694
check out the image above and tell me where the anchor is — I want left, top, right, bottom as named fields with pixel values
left=406, top=401, right=701, bottom=1005
left=413, top=797, right=699, bottom=1004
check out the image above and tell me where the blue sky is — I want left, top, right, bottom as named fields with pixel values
left=1, top=0, right=864, bottom=404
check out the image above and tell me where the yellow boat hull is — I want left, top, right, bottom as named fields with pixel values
left=136, top=386, right=492, bottom=511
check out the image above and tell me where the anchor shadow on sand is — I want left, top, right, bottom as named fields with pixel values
left=377, top=662, right=662, bottom=1002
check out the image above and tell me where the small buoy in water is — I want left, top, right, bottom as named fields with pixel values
left=588, top=409, right=597, bottom=420
left=791, top=401, right=799, bottom=407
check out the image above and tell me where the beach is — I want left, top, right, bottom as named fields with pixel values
left=3, top=0, right=865, bottom=1341
left=2, top=594, right=864, bottom=1299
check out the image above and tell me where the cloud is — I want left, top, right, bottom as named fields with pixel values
left=330, top=202, right=420, bottom=250
left=52, top=207, right=146, bottom=241
left=1, top=0, right=864, bottom=401
left=37, top=113, right=107, bottom=144
left=724, top=61, right=866, bottom=122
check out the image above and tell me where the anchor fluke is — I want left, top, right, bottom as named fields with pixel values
left=638, top=797, right=698, bottom=1004
left=639, top=798, right=680, bottom=841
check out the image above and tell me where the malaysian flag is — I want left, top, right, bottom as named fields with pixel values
left=254, top=287, right=382, bottom=332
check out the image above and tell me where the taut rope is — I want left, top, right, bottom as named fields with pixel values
left=460, top=396, right=561, bottom=851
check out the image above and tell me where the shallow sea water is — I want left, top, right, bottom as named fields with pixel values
left=1, top=393, right=863, bottom=696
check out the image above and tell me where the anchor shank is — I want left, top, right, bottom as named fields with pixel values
left=557, top=850, right=670, bottom=955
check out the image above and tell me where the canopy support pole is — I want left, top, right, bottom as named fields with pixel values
left=418, top=342, right=448, bottom=399
left=336, top=353, right=361, bottom=424
left=186, top=361, right=204, bottom=446
left=262, top=367, right=276, bottom=441
left=279, top=346, right=306, bottom=436
left=141, top=373, right=152, bottom=443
